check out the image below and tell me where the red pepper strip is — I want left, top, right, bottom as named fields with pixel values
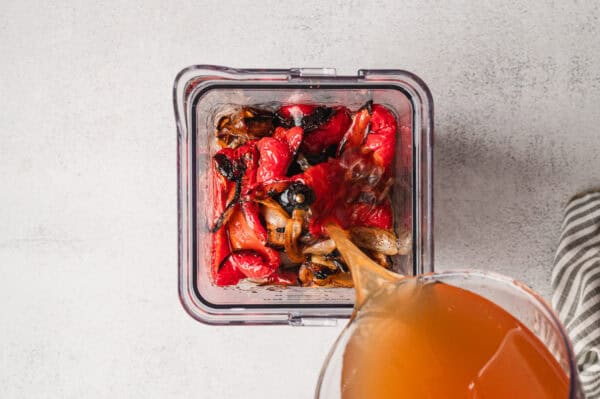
left=211, top=148, right=237, bottom=285
left=210, top=180, right=241, bottom=232
left=247, top=177, right=292, bottom=200
left=362, top=104, right=397, bottom=173
left=235, top=140, right=259, bottom=195
left=210, top=147, right=243, bottom=233
left=228, top=208, right=281, bottom=271
left=337, top=107, right=371, bottom=156
left=240, top=200, right=267, bottom=245
left=301, top=107, right=351, bottom=154
left=273, top=126, right=304, bottom=155
left=348, top=200, right=393, bottom=230
left=278, top=104, right=317, bottom=125
left=262, top=270, right=298, bottom=286
left=293, top=160, right=346, bottom=237
left=228, top=208, right=263, bottom=251
left=256, top=137, right=291, bottom=183
left=256, top=127, right=304, bottom=183
left=294, top=160, right=346, bottom=217
left=306, top=198, right=394, bottom=236
left=214, top=255, right=245, bottom=286
left=225, top=250, right=275, bottom=280
left=212, top=148, right=235, bottom=224
left=261, top=245, right=281, bottom=271
left=298, top=160, right=394, bottom=235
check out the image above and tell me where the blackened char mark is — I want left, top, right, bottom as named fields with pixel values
left=301, top=106, right=333, bottom=132
left=274, top=106, right=334, bottom=132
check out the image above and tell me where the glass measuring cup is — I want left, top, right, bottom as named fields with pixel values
left=315, top=270, right=584, bottom=398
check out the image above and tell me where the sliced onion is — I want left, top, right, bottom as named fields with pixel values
left=302, top=239, right=336, bottom=255
left=259, top=198, right=290, bottom=247
left=258, top=198, right=289, bottom=228
left=284, top=209, right=305, bottom=263
left=298, top=262, right=353, bottom=288
left=267, top=229, right=286, bottom=247
left=349, top=226, right=399, bottom=256
left=310, top=255, right=337, bottom=269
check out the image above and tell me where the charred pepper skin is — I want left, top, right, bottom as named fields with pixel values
left=210, top=144, right=254, bottom=233
left=278, top=182, right=316, bottom=214
left=349, top=200, right=394, bottom=230
left=301, top=107, right=351, bottom=155
left=277, top=104, right=351, bottom=155
left=276, top=104, right=317, bottom=127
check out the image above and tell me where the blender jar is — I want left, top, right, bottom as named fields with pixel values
left=174, top=66, right=434, bottom=325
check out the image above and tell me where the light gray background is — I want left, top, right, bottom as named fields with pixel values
left=2, top=1, right=599, bottom=398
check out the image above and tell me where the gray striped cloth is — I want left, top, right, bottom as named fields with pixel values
left=552, top=190, right=600, bottom=398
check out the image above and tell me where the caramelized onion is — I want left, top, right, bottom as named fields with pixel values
left=298, top=262, right=353, bottom=288
left=302, top=239, right=336, bottom=255
left=349, top=226, right=400, bottom=256
left=258, top=198, right=290, bottom=247
left=284, top=209, right=305, bottom=263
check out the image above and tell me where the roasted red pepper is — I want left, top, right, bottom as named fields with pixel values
left=214, top=255, right=245, bottom=286
left=227, top=207, right=280, bottom=275
left=256, top=127, right=303, bottom=183
left=348, top=200, right=394, bottom=230
left=301, top=107, right=351, bottom=154
left=211, top=148, right=236, bottom=281
left=211, top=147, right=236, bottom=227
left=256, top=138, right=290, bottom=183
left=362, top=104, right=397, bottom=173
left=211, top=102, right=406, bottom=287
left=235, top=140, right=259, bottom=195
left=273, top=126, right=303, bottom=155
left=262, top=270, right=298, bottom=286
left=212, top=224, right=234, bottom=283
left=240, top=200, right=267, bottom=244
left=291, top=160, right=346, bottom=236
left=293, top=150, right=395, bottom=235
left=223, top=250, right=274, bottom=280
left=337, top=107, right=371, bottom=156
left=293, top=160, right=345, bottom=217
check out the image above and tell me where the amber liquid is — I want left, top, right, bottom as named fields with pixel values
left=325, top=225, right=569, bottom=399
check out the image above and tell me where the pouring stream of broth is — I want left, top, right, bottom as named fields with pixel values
left=325, top=223, right=404, bottom=308
left=323, top=223, right=569, bottom=399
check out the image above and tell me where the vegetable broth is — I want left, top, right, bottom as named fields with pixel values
left=325, top=225, right=569, bottom=398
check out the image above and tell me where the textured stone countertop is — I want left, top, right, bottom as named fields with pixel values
left=1, top=1, right=599, bottom=398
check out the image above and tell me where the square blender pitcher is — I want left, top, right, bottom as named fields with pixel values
left=174, top=66, right=433, bottom=325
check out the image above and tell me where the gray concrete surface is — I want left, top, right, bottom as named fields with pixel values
left=1, top=0, right=599, bottom=398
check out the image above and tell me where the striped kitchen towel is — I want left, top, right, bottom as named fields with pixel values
left=552, top=190, right=600, bottom=398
